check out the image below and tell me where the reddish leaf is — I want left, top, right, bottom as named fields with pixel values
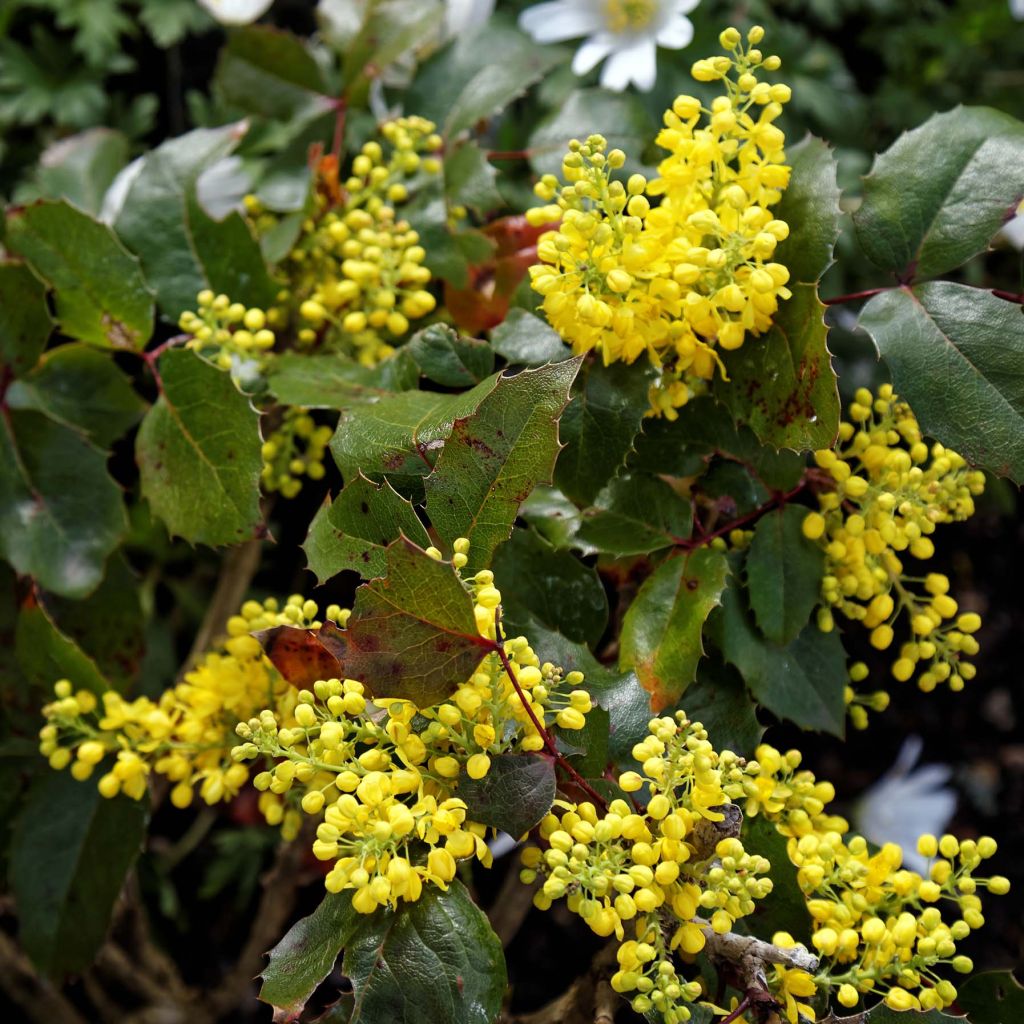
left=254, top=623, right=346, bottom=688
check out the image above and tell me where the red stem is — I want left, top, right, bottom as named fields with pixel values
left=331, top=97, right=348, bottom=161
left=675, top=480, right=809, bottom=551
left=720, top=996, right=752, bottom=1024
left=992, top=288, right=1024, bottom=304
left=486, top=149, right=537, bottom=161
left=823, top=287, right=888, bottom=306
left=492, top=609, right=609, bottom=811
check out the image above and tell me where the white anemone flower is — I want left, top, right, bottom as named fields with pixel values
left=519, top=0, right=700, bottom=92
left=853, top=736, right=957, bottom=873
left=199, top=0, right=274, bottom=26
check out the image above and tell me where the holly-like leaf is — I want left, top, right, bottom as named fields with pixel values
left=459, top=753, right=556, bottom=838
left=683, top=660, right=763, bottom=757
left=619, top=548, right=730, bottom=712
left=745, top=506, right=824, bottom=646
left=854, top=106, right=1024, bottom=279
left=260, top=880, right=506, bottom=1024
left=957, top=970, right=1024, bottom=1024
left=0, top=410, right=126, bottom=598
left=330, top=373, right=500, bottom=489
left=554, top=358, right=653, bottom=507
left=425, top=360, right=580, bottom=567
left=345, top=539, right=494, bottom=706
left=304, top=475, right=430, bottom=584
left=5, top=200, right=153, bottom=350
left=405, top=323, right=495, bottom=388
left=255, top=623, right=346, bottom=689
left=491, top=527, right=608, bottom=647
left=743, top=814, right=812, bottom=945
left=136, top=349, right=262, bottom=546
left=576, top=474, right=693, bottom=556
left=214, top=26, right=333, bottom=124
left=444, top=140, right=503, bottom=217
left=0, top=261, right=51, bottom=374
left=490, top=308, right=568, bottom=367
left=712, top=582, right=846, bottom=736
left=10, top=770, right=147, bottom=976
left=717, top=137, right=841, bottom=451
left=7, top=343, right=146, bottom=447
left=34, top=127, right=130, bottom=216
left=114, top=123, right=275, bottom=318
left=267, top=351, right=419, bottom=408
left=859, top=283, right=1024, bottom=482
left=341, top=0, right=444, bottom=91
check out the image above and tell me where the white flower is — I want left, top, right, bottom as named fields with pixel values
left=1011, top=0, right=1024, bottom=21
left=198, top=0, right=274, bottom=26
left=519, top=0, right=700, bottom=92
left=854, top=736, right=956, bottom=873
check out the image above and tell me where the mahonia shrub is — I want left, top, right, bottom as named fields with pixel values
left=3, top=12, right=1023, bottom=1024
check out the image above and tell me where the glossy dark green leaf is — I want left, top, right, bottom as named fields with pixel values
left=555, top=358, right=653, bottom=507
left=0, top=261, right=51, bottom=375
left=267, top=351, right=418, bottom=408
left=519, top=485, right=584, bottom=550
left=10, top=770, right=147, bottom=976
left=743, top=814, right=812, bottom=945
left=136, top=349, right=262, bottom=546
left=745, top=506, right=825, bottom=646
left=15, top=594, right=109, bottom=694
left=345, top=539, right=493, bottom=706
left=619, top=548, right=730, bottom=712
left=459, top=753, right=555, bottom=838
left=341, top=0, right=444, bottom=90
left=425, top=360, right=579, bottom=567
left=859, top=283, right=1024, bottom=482
left=717, top=137, right=841, bottom=451
left=0, top=410, right=126, bottom=598
left=444, top=140, right=503, bottom=216
left=576, top=474, right=693, bottom=556
left=957, top=970, right=1024, bottom=1024
left=682, top=660, right=763, bottom=757
left=304, top=474, right=430, bottom=584
left=558, top=703, right=609, bottom=780
left=34, top=128, right=130, bottom=215
left=490, top=308, right=568, bottom=367
left=114, top=123, right=275, bottom=318
left=712, top=582, right=846, bottom=736
left=215, top=26, right=333, bottom=123
left=7, top=343, right=146, bottom=447
left=405, top=323, right=494, bottom=387
left=854, top=106, right=1024, bottom=279
left=330, top=373, right=499, bottom=488
left=491, top=528, right=608, bottom=647
left=6, top=200, right=153, bottom=350
left=261, top=880, right=505, bottom=1024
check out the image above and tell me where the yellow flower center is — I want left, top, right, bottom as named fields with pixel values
left=604, top=0, right=657, bottom=32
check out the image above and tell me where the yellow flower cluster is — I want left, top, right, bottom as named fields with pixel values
left=233, top=546, right=594, bottom=913
left=527, top=26, right=792, bottom=417
left=724, top=743, right=1010, bottom=1017
left=521, top=714, right=772, bottom=1023
left=179, top=291, right=276, bottom=373
left=802, top=385, right=985, bottom=693
left=260, top=407, right=333, bottom=499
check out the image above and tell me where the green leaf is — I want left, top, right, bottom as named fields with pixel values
left=136, top=349, right=262, bottom=546
left=114, top=123, right=275, bottom=318
left=215, top=26, right=333, bottom=123
left=682, top=660, right=763, bottom=757
left=858, top=283, right=1024, bottom=482
left=409, top=21, right=566, bottom=138
left=0, top=261, right=51, bottom=375
left=260, top=880, right=506, bottom=1024
left=34, top=127, right=129, bottom=216
left=459, top=753, right=556, bottom=838
left=555, top=358, right=652, bottom=507
left=7, top=343, right=146, bottom=447
left=304, top=474, right=430, bottom=584
left=712, top=582, right=846, bottom=736
left=490, top=308, right=568, bottom=367
left=529, top=89, right=655, bottom=179
left=957, top=971, right=1024, bottom=1024
left=10, top=770, right=147, bottom=976
left=345, top=539, right=493, bottom=706
left=425, top=360, right=580, bottom=567
left=519, top=485, right=584, bottom=550
left=342, top=0, right=445, bottom=90
left=745, top=506, right=824, bottom=646
left=0, top=410, right=126, bottom=598
left=5, top=200, right=153, bottom=350
left=576, top=474, right=693, bottom=556
left=491, top=528, right=608, bottom=647
left=717, top=136, right=841, bottom=451
left=15, top=594, right=109, bottom=694
left=854, top=106, right=1024, bottom=279
left=267, top=351, right=418, bottom=408
left=330, top=373, right=500, bottom=489
left=405, top=323, right=494, bottom=387
left=558, top=703, right=609, bottom=780
left=743, top=815, right=812, bottom=945
left=444, top=140, right=503, bottom=217
left=619, top=548, right=730, bottom=712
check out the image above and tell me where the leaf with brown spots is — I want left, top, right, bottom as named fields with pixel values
left=254, top=622, right=345, bottom=688
left=344, top=538, right=494, bottom=706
